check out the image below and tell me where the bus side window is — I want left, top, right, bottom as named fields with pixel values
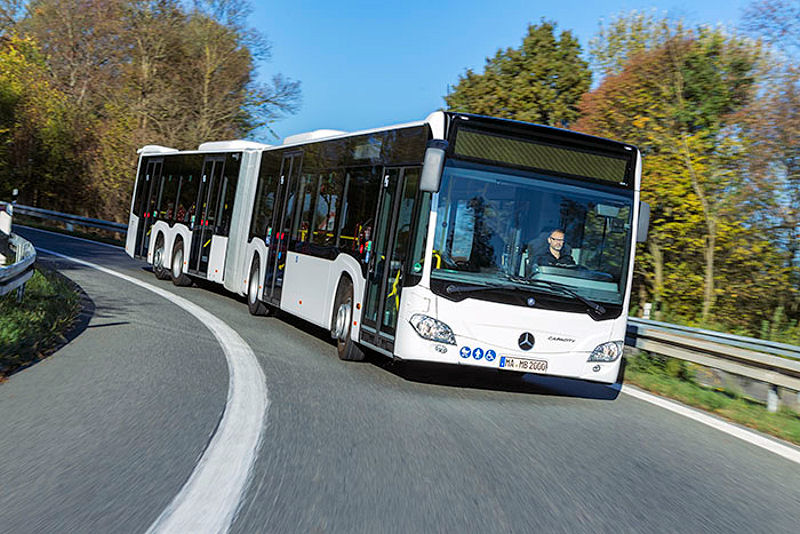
left=310, top=171, right=342, bottom=248
left=159, top=173, right=179, bottom=223
left=252, top=153, right=280, bottom=240
left=338, top=167, right=380, bottom=262
left=291, top=173, right=319, bottom=245
left=178, top=174, right=198, bottom=224
left=216, top=176, right=230, bottom=235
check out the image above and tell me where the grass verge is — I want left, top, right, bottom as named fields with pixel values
left=624, top=352, right=800, bottom=446
left=0, top=266, right=81, bottom=379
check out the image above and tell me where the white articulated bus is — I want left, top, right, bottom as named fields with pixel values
left=126, top=112, right=648, bottom=384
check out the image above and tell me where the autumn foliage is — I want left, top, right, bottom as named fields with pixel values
left=0, top=0, right=300, bottom=220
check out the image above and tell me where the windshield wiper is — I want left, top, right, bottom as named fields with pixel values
left=444, top=281, right=517, bottom=295
left=503, top=274, right=606, bottom=315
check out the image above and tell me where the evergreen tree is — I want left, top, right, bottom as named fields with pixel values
left=445, top=21, right=590, bottom=128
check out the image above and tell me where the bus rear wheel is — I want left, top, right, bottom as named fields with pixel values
left=170, top=240, right=192, bottom=287
left=153, top=234, right=169, bottom=280
left=332, top=277, right=365, bottom=361
left=248, top=256, right=269, bottom=316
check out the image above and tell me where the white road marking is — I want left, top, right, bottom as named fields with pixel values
left=37, top=248, right=268, bottom=534
left=621, top=384, right=800, bottom=465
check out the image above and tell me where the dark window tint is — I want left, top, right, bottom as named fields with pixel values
left=251, top=152, right=281, bottom=239
left=157, top=173, right=180, bottom=223
left=291, top=173, right=319, bottom=242
left=216, top=153, right=241, bottom=236
left=338, top=167, right=381, bottom=262
left=177, top=171, right=199, bottom=225
left=132, top=160, right=150, bottom=217
left=310, top=171, right=343, bottom=247
left=405, top=191, right=431, bottom=286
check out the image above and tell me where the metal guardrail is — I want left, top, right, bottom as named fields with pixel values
left=0, top=234, right=36, bottom=297
left=626, top=318, right=800, bottom=394
left=0, top=202, right=127, bottom=234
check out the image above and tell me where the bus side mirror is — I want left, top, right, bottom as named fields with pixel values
left=420, top=140, right=448, bottom=193
left=637, top=201, right=650, bottom=242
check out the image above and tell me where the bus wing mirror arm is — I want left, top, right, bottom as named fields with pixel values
left=637, top=201, right=650, bottom=242
left=420, top=140, right=449, bottom=193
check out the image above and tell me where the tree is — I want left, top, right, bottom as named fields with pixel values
left=445, top=21, right=590, bottom=127
left=740, top=0, right=800, bottom=316
left=1, top=0, right=301, bottom=220
left=22, top=0, right=127, bottom=113
left=589, top=9, right=684, bottom=78
left=0, top=34, right=89, bottom=210
left=742, top=0, right=800, bottom=57
left=577, top=27, right=764, bottom=325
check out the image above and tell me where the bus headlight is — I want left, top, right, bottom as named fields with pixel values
left=409, top=314, right=456, bottom=345
left=588, top=341, right=623, bottom=362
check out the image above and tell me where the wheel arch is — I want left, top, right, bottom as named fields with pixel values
left=326, top=255, right=365, bottom=337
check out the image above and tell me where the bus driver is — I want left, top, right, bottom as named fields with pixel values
left=533, top=228, right=576, bottom=268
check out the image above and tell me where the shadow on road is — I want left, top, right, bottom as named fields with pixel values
left=37, top=259, right=96, bottom=354
left=369, top=356, right=621, bottom=401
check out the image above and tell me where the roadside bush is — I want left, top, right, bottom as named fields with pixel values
left=0, top=267, right=80, bottom=376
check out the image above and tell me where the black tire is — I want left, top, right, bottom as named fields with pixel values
left=152, top=234, right=170, bottom=280
left=247, top=256, right=269, bottom=316
left=170, top=239, right=192, bottom=287
left=615, top=356, right=627, bottom=385
left=331, top=277, right=365, bottom=361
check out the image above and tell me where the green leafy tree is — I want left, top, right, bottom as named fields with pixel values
left=589, top=9, right=684, bottom=77
left=445, top=21, right=590, bottom=127
left=0, top=34, right=89, bottom=210
left=578, top=28, right=765, bottom=326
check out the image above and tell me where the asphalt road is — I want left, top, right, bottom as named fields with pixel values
left=2, top=227, right=799, bottom=534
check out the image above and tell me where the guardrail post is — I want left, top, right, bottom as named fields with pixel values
left=0, top=203, right=11, bottom=265
left=14, top=234, right=24, bottom=302
left=767, top=385, right=779, bottom=413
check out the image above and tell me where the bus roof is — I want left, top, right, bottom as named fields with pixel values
left=197, top=140, right=272, bottom=151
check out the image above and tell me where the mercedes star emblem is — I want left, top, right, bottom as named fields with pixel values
left=518, top=332, right=535, bottom=351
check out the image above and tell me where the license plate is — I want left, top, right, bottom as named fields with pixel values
left=499, top=356, right=548, bottom=373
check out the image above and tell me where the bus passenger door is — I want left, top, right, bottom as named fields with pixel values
left=189, top=156, right=225, bottom=276
left=264, top=152, right=302, bottom=306
left=361, top=167, right=420, bottom=351
left=134, top=159, right=163, bottom=258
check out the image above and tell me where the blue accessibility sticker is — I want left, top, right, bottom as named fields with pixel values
left=485, top=349, right=497, bottom=362
left=472, top=347, right=484, bottom=360
left=499, top=356, right=506, bottom=367
left=459, top=346, right=471, bottom=359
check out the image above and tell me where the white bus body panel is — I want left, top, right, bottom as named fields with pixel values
left=394, top=285, right=625, bottom=383
left=277, top=252, right=365, bottom=334
left=125, top=213, right=139, bottom=258
left=280, top=252, right=332, bottom=325
left=208, top=236, right=227, bottom=283
left=223, top=150, right=261, bottom=294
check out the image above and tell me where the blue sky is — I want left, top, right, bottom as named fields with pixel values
left=250, top=0, right=750, bottom=141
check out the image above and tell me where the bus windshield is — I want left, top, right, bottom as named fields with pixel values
left=431, top=163, right=634, bottom=306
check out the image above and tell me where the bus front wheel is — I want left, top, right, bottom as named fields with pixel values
left=170, top=240, right=192, bottom=287
left=332, top=277, right=365, bottom=362
left=248, top=256, right=269, bottom=316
